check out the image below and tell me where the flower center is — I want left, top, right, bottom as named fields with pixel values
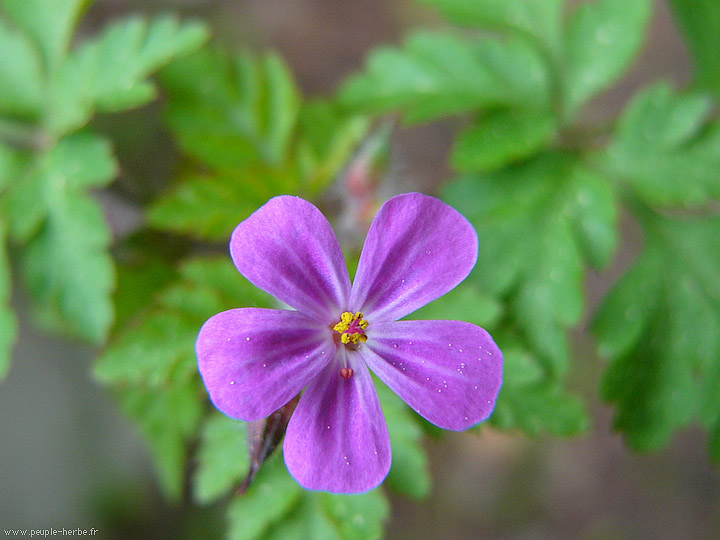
left=332, top=311, right=369, bottom=345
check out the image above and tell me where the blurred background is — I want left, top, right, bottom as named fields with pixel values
left=1, top=1, right=719, bottom=539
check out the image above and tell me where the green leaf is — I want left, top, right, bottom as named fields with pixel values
left=605, top=82, right=720, bottom=207
left=194, top=414, right=249, bottom=504
left=50, top=15, right=208, bottom=135
left=669, top=0, right=720, bottom=96
left=490, top=334, right=589, bottom=436
left=5, top=131, right=117, bottom=242
left=0, top=219, right=17, bottom=380
left=418, top=0, right=564, bottom=56
left=154, top=52, right=367, bottom=241
left=148, top=167, right=295, bottom=241
left=452, top=108, right=556, bottom=172
left=339, top=31, right=551, bottom=123
left=408, top=281, right=502, bottom=329
left=161, top=48, right=300, bottom=171
left=563, top=0, right=651, bottom=115
left=95, top=257, right=272, bottom=386
left=594, top=211, right=720, bottom=454
left=3, top=133, right=117, bottom=342
left=0, top=16, right=45, bottom=117
left=119, top=377, right=203, bottom=500
left=1, top=0, right=87, bottom=74
left=375, top=381, right=430, bottom=499
left=228, top=456, right=389, bottom=540
left=22, top=188, right=114, bottom=342
left=443, top=153, right=617, bottom=374
left=226, top=456, right=303, bottom=540
left=0, top=141, right=24, bottom=190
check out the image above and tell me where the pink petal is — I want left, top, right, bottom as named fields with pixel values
left=349, top=193, right=478, bottom=322
left=197, top=308, right=334, bottom=421
left=283, top=349, right=391, bottom=493
left=231, top=196, right=351, bottom=322
left=361, top=320, right=503, bottom=430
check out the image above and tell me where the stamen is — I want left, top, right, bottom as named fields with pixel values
left=333, top=311, right=369, bottom=346
left=340, top=367, right=354, bottom=379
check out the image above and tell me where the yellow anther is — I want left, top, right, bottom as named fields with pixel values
left=333, top=311, right=369, bottom=346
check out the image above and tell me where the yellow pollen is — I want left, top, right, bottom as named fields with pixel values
left=333, top=311, right=369, bottom=345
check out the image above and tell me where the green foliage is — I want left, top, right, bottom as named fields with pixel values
left=0, top=2, right=207, bottom=371
left=97, top=256, right=273, bottom=498
left=9, top=132, right=117, bottom=340
left=375, top=382, right=431, bottom=498
left=339, top=31, right=552, bottom=124
left=605, top=82, right=720, bottom=206
left=452, top=109, right=557, bottom=173
left=194, top=413, right=250, bottom=505
left=226, top=456, right=389, bottom=540
left=445, top=154, right=616, bottom=375
left=669, top=0, right=720, bottom=96
left=149, top=49, right=368, bottom=240
left=595, top=211, right=720, bottom=456
left=0, top=0, right=88, bottom=75
left=562, top=0, right=652, bottom=117
left=490, top=332, right=588, bottom=436
left=417, top=0, right=564, bottom=55
left=441, top=153, right=615, bottom=436
left=50, top=15, right=209, bottom=136
left=119, top=378, right=204, bottom=501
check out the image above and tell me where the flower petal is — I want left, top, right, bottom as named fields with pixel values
left=231, top=196, right=351, bottom=321
left=197, top=308, right=335, bottom=421
left=349, top=193, right=479, bottom=321
left=361, top=320, right=503, bottom=430
left=283, top=349, right=391, bottom=493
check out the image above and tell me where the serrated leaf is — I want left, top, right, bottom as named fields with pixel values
left=408, top=281, right=502, bottom=329
left=228, top=456, right=389, bottom=540
left=339, top=31, right=551, bottom=123
left=50, top=15, right=208, bottom=135
left=375, top=381, right=430, bottom=499
left=96, top=257, right=272, bottom=386
left=0, top=16, right=45, bottom=116
left=148, top=167, right=295, bottom=241
left=563, top=0, right=651, bottom=115
left=161, top=49, right=300, bottom=171
left=0, top=220, right=17, bottom=380
left=22, top=189, right=114, bottom=342
left=1, top=0, right=87, bottom=74
left=4, top=131, right=117, bottom=242
left=226, top=456, right=304, bottom=540
left=119, top=378, right=203, bottom=500
left=594, top=212, right=720, bottom=454
left=489, top=333, right=589, bottom=435
left=194, top=414, right=249, bottom=504
left=669, top=0, right=720, bottom=96
left=444, top=154, right=617, bottom=374
left=606, top=82, right=720, bottom=206
left=418, top=0, right=564, bottom=56
left=155, top=52, right=367, bottom=240
left=4, top=132, right=117, bottom=342
left=452, top=108, right=556, bottom=172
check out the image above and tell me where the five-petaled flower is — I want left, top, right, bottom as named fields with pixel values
left=196, top=193, right=503, bottom=493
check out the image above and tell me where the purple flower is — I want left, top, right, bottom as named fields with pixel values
left=197, top=193, right=503, bottom=493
